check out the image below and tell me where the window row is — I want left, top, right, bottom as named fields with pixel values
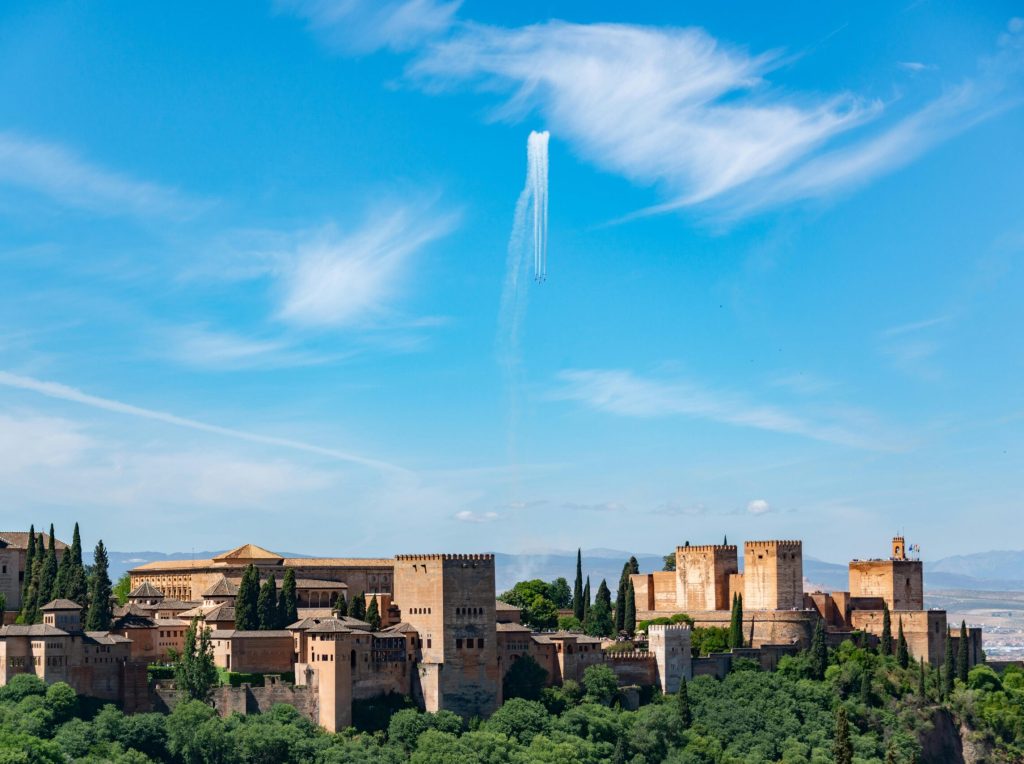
left=454, top=638, right=485, bottom=649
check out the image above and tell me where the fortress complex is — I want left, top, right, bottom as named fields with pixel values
left=2, top=533, right=981, bottom=732
left=632, top=536, right=980, bottom=667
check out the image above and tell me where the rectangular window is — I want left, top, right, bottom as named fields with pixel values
left=477, top=638, right=484, bottom=648
left=427, top=639, right=432, bottom=649
left=456, top=639, right=463, bottom=648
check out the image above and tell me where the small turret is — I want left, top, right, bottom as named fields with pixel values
left=892, top=536, right=906, bottom=561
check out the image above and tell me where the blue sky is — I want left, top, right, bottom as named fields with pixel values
left=1, top=1, right=1022, bottom=563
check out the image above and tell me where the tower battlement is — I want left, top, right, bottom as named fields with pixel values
left=395, top=554, right=495, bottom=561
left=676, top=544, right=737, bottom=553
left=744, top=540, right=802, bottom=548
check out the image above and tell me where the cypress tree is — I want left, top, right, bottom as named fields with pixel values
left=70, top=523, right=83, bottom=566
left=585, top=579, right=613, bottom=637
left=627, top=556, right=639, bottom=575
left=942, top=629, right=955, bottom=699
left=833, top=706, right=853, bottom=764
left=811, top=618, right=828, bottom=680
left=278, top=569, right=298, bottom=627
left=175, top=618, right=218, bottom=701
left=896, top=618, right=909, bottom=669
left=918, top=657, right=927, bottom=701
left=19, top=525, right=36, bottom=620
left=573, top=549, right=584, bottom=621
left=729, top=593, right=744, bottom=648
left=582, top=577, right=591, bottom=623
left=257, top=574, right=278, bottom=630
left=53, top=537, right=73, bottom=600
left=234, top=564, right=260, bottom=630
left=676, top=676, right=692, bottom=727
left=860, top=669, right=872, bottom=706
left=66, top=523, right=88, bottom=608
left=957, top=620, right=969, bottom=683
left=335, top=593, right=348, bottom=616
left=624, top=580, right=636, bottom=638
left=366, top=595, right=381, bottom=630
left=85, top=540, right=112, bottom=631
left=37, top=525, right=58, bottom=608
left=614, top=562, right=629, bottom=634
left=880, top=603, right=892, bottom=656
left=348, top=591, right=366, bottom=620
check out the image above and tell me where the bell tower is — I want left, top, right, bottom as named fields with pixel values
left=892, top=536, right=906, bottom=561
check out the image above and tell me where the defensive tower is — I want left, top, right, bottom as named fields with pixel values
left=743, top=540, right=803, bottom=610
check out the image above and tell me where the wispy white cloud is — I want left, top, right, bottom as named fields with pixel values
left=747, top=498, right=771, bottom=514
left=454, top=509, right=500, bottom=523
left=561, top=500, right=630, bottom=513
left=273, top=207, right=459, bottom=329
left=278, top=0, right=460, bottom=53
left=897, top=61, right=932, bottom=73
left=0, top=370, right=406, bottom=473
left=880, top=314, right=952, bottom=337
left=553, top=368, right=903, bottom=451
left=161, top=324, right=342, bottom=370
left=409, top=19, right=1023, bottom=219
left=0, top=131, right=202, bottom=218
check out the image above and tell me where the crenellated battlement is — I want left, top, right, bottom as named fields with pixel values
left=647, top=623, right=691, bottom=632
left=604, top=651, right=656, bottom=662
left=745, top=540, right=802, bottom=548
left=676, top=544, right=737, bottom=553
left=395, top=554, right=495, bottom=561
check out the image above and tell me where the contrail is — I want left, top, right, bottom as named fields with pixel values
left=498, top=131, right=549, bottom=468
left=0, top=370, right=408, bottom=475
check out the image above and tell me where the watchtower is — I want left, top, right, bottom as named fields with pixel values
left=743, top=540, right=803, bottom=610
left=393, top=554, right=499, bottom=718
left=648, top=623, right=692, bottom=694
left=892, top=536, right=906, bottom=561
left=675, top=544, right=737, bottom=611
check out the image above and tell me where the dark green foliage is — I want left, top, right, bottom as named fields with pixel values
left=614, top=564, right=628, bottom=634
left=483, top=698, right=551, bottom=744
left=366, top=594, right=381, bottom=630
left=52, top=537, right=73, bottom=601
left=557, top=615, right=582, bottom=632
left=958, top=620, right=970, bottom=683
left=19, top=525, right=36, bottom=620
left=502, top=655, right=548, bottom=701
left=547, top=577, right=572, bottom=609
left=583, top=663, right=619, bottom=705
left=112, top=572, right=132, bottom=607
left=860, top=667, right=873, bottom=706
left=692, top=626, right=731, bottom=656
left=276, top=569, right=297, bottom=628
left=943, top=629, right=955, bottom=699
left=234, top=564, right=260, bottom=630
left=333, top=592, right=347, bottom=617
left=352, top=691, right=416, bottom=731
left=881, top=603, right=893, bottom=656
left=257, top=574, right=279, bottom=630
left=584, top=578, right=613, bottom=637
left=175, top=618, right=218, bottom=701
left=728, top=593, right=744, bottom=649
left=387, top=708, right=462, bottom=751
left=85, top=539, right=112, bottom=631
left=810, top=619, right=828, bottom=679
left=897, top=618, right=909, bottom=669
left=624, top=580, right=636, bottom=638
left=582, top=576, right=591, bottom=623
left=918, top=657, right=927, bottom=700
left=0, top=593, right=4, bottom=623
left=662, top=552, right=676, bottom=571
left=573, top=549, right=584, bottom=621
left=38, top=525, right=58, bottom=608
left=348, top=591, right=367, bottom=619
left=834, top=705, right=853, bottom=764
left=498, top=579, right=565, bottom=630
left=676, top=676, right=691, bottom=727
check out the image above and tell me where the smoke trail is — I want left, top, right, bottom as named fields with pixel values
left=498, top=130, right=549, bottom=466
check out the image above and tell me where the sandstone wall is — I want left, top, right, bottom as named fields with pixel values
left=848, top=560, right=923, bottom=611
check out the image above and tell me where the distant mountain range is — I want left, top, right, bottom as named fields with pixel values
left=107, top=547, right=1024, bottom=594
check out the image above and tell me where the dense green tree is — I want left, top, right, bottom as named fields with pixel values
left=85, top=540, right=112, bottom=631
left=527, top=595, right=558, bottom=630
left=943, top=629, right=955, bottom=699
left=624, top=580, right=636, bottom=638
left=585, top=579, right=613, bottom=637
left=572, top=549, right=584, bottom=621
left=175, top=619, right=218, bottom=701
left=582, top=664, right=618, bottom=705
left=676, top=676, right=692, bottom=727
left=366, top=594, right=381, bottom=630
left=582, top=577, right=591, bottom=623
left=234, top=564, right=260, bottom=630
left=279, top=569, right=298, bottom=627
left=499, top=579, right=562, bottom=630
left=483, top=698, right=552, bottom=744
left=19, top=525, right=36, bottom=619
left=729, top=593, right=745, bottom=649
left=334, top=592, right=348, bottom=616
left=502, top=655, right=548, bottom=701
left=112, top=573, right=132, bottom=607
left=38, top=525, right=58, bottom=608
left=557, top=615, right=583, bottom=632
left=52, top=537, right=73, bottom=601
left=615, top=564, right=628, bottom=634
left=897, top=618, right=910, bottom=669
left=547, top=577, right=572, bottom=609
left=662, top=552, right=676, bottom=571
left=165, top=699, right=219, bottom=763
left=881, top=603, right=893, bottom=656
left=257, top=574, right=279, bottom=630
left=860, top=667, right=873, bottom=706
left=65, top=524, right=88, bottom=610
left=957, top=620, right=969, bottom=683
left=918, top=657, right=927, bottom=701
left=349, top=591, right=366, bottom=620
left=691, top=626, right=730, bottom=656
left=834, top=706, right=853, bottom=764
left=810, top=618, right=828, bottom=680
left=0, top=593, right=5, bottom=623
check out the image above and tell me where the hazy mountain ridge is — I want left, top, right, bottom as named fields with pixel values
left=106, top=548, right=1024, bottom=594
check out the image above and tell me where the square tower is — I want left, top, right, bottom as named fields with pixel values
left=743, top=540, right=803, bottom=610
left=675, top=544, right=737, bottom=611
left=393, top=554, right=499, bottom=718
left=648, top=623, right=692, bottom=694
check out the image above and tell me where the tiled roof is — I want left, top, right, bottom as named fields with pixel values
left=209, top=629, right=293, bottom=639
left=288, top=616, right=371, bottom=632
left=85, top=632, right=131, bottom=644
left=382, top=622, right=419, bottom=634
left=130, top=556, right=393, bottom=572
left=1, top=624, right=69, bottom=637
left=294, top=578, right=347, bottom=589
left=306, top=619, right=355, bottom=634
left=0, top=531, right=68, bottom=550
left=213, top=544, right=284, bottom=564
left=202, top=577, right=238, bottom=597
left=496, top=622, right=532, bottom=632
left=128, top=582, right=164, bottom=598
left=41, top=598, right=82, bottom=611
left=495, top=600, right=521, bottom=611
